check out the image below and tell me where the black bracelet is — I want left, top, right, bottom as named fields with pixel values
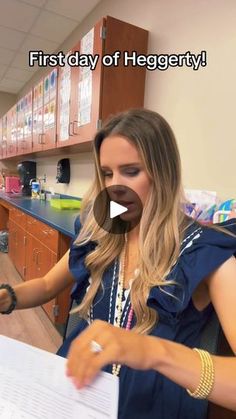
left=0, top=284, right=17, bottom=314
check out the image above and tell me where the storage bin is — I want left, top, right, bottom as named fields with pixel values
left=50, top=199, right=81, bottom=210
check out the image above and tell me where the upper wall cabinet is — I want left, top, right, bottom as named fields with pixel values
left=1, top=113, right=8, bottom=159
left=7, top=105, right=17, bottom=157
left=32, top=69, right=58, bottom=152
left=0, top=118, right=2, bottom=159
left=16, top=91, right=33, bottom=156
left=0, top=16, right=148, bottom=160
left=57, top=16, right=148, bottom=147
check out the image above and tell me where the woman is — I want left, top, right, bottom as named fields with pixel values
left=1, top=109, right=236, bottom=418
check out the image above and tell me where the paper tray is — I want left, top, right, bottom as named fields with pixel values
left=50, top=199, right=81, bottom=210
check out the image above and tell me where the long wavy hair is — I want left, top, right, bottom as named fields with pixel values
left=73, top=108, right=193, bottom=334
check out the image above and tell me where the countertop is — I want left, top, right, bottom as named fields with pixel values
left=0, top=192, right=79, bottom=238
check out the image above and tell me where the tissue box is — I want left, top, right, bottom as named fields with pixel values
left=50, top=199, right=81, bottom=210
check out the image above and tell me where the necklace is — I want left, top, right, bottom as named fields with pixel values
left=112, top=236, right=134, bottom=377
left=89, top=236, right=136, bottom=377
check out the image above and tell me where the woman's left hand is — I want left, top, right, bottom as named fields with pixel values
left=66, top=319, right=156, bottom=389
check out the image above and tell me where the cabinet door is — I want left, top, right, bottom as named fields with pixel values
left=56, top=17, right=148, bottom=149
left=100, top=16, right=148, bottom=120
left=0, top=202, right=8, bottom=230
left=9, top=219, right=26, bottom=278
left=36, top=240, right=57, bottom=323
left=25, top=233, right=39, bottom=280
left=32, top=80, right=44, bottom=152
left=56, top=50, right=74, bottom=147
left=8, top=219, right=17, bottom=266
left=7, top=106, right=17, bottom=157
left=0, top=118, right=2, bottom=159
left=23, top=90, right=33, bottom=153
left=25, top=233, right=57, bottom=321
left=17, top=93, right=33, bottom=155
left=26, top=214, right=59, bottom=253
left=15, top=225, right=27, bottom=278
left=2, top=113, right=7, bottom=158
left=25, top=234, right=56, bottom=279
left=42, top=251, right=57, bottom=322
left=69, top=20, right=104, bottom=145
left=41, top=69, right=57, bottom=150
left=9, top=207, right=27, bottom=229
left=56, top=20, right=104, bottom=148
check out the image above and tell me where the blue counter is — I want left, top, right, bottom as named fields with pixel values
left=0, top=193, right=79, bottom=238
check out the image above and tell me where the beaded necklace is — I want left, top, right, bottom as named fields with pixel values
left=112, top=237, right=134, bottom=376
left=89, top=235, right=137, bottom=377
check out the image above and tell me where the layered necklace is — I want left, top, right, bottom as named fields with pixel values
left=112, top=235, right=138, bottom=376
left=89, top=235, right=139, bottom=377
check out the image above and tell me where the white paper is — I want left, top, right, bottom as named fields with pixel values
left=78, top=74, right=92, bottom=126
left=0, top=335, right=119, bottom=419
left=77, top=28, right=94, bottom=126
left=59, top=54, right=71, bottom=140
left=80, top=28, right=94, bottom=78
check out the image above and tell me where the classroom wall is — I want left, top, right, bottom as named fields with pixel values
left=0, top=92, right=17, bottom=117
left=12, top=0, right=236, bottom=199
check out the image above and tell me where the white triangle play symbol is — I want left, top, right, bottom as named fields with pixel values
left=110, top=201, right=128, bottom=219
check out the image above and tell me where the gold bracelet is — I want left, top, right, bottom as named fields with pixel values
left=186, top=348, right=215, bottom=399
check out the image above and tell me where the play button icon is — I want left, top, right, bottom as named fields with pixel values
left=110, top=201, right=128, bottom=218
left=93, top=185, right=143, bottom=234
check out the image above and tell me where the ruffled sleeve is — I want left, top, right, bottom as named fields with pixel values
left=147, top=219, right=236, bottom=318
left=69, top=216, right=97, bottom=302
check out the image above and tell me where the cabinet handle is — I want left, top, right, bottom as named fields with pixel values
left=21, top=140, right=26, bottom=150
left=36, top=250, right=42, bottom=266
left=52, top=304, right=59, bottom=317
left=42, top=230, right=49, bottom=236
left=38, top=134, right=42, bottom=144
left=33, top=248, right=39, bottom=262
left=28, top=219, right=37, bottom=225
left=68, top=122, right=73, bottom=136
left=41, top=133, right=46, bottom=144
left=73, top=120, right=79, bottom=135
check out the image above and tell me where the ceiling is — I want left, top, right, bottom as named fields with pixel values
left=0, top=0, right=101, bottom=95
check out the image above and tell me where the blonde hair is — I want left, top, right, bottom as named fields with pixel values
left=73, top=109, right=194, bottom=334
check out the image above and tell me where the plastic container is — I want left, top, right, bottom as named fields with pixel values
left=31, top=181, right=40, bottom=199
left=50, top=199, right=81, bottom=210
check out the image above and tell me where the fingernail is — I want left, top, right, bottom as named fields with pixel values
left=72, top=377, right=82, bottom=389
left=84, top=377, right=91, bottom=386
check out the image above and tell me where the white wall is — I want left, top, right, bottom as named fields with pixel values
left=7, top=0, right=236, bottom=199
left=36, top=152, right=94, bottom=197
left=0, top=92, right=17, bottom=117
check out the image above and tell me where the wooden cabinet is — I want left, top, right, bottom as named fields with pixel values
left=0, top=118, right=2, bottom=159
left=25, top=232, right=58, bottom=322
left=1, top=113, right=7, bottom=158
left=57, top=16, right=148, bottom=147
left=0, top=200, right=9, bottom=229
left=8, top=207, right=27, bottom=278
left=7, top=205, right=71, bottom=325
left=9, top=218, right=27, bottom=278
left=32, top=69, right=57, bottom=152
left=7, top=105, right=17, bottom=157
left=57, top=20, right=104, bottom=147
left=0, top=16, right=148, bottom=160
left=16, top=91, right=33, bottom=155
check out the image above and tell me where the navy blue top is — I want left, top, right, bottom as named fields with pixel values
left=57, top=218, right=236, bottom=419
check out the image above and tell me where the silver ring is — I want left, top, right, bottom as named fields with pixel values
left=90, top=340, right=103, bottom=353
